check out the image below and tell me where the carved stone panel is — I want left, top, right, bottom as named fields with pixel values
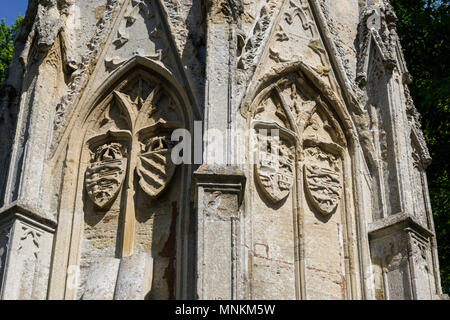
left=410, top=143, right=428, bottom=227
left=303, top=146, right=342, bottom=216
left=254, top=122, right=295, bottom=203
left=16, top=225, right=41, bottom=300
left=246, top=71, right=354, bottom=299
left=72, top=68, right=188, bottom=300
left=85, top=142, right=128, bottom=208
left=409, top=233, right=435, bottom=299
left=104, top=0, right=169, bottom=72
left=137, top=133, right=176, bottom=199
left=248, top=89, right=298, bottom=300
left=1, top=220, right=53, bottom=300
left=83, top=76, right=183, bottom=207
left=369, top=226, right=438, bottom=300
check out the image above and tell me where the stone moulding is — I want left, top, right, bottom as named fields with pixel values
left=368, top=213, right=435, bottom=241
left=193, top=165, right=247, bottom=207
left=241, top=61, right=359, bottom=146
left=0, top=203, right=57, bottom=233
left=51, top=0, right=121, bottom=153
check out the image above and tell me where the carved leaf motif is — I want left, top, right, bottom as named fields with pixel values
left=18, top=226, right=41, bottom=258
left=131, top=83, right=177, bottom=198
left=237, top=6, right=271, bottom=70
left=85, top=77, right=182, bottom=206
left=268, top=47, right=290, bottom=63
left=304, top=164, right=342, bottom=215
left=275, top=25, right=289, bottom=42
left=134, top=84, right=161, bottom=132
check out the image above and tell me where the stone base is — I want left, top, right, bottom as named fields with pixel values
left=369, top=213, right=439, bottom=300
left=0, top=204, right=55, bottom=300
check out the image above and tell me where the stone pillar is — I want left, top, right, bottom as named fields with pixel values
left=0, top=204, right=55, bottom=300
left=193, top=165, right=246, bottom=300
left=203, top=1, right=242, bottom=165
left=369, top=214, right=439, bottom=300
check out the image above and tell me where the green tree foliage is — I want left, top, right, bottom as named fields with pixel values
left=390, top=0, right=450, bottom=294
left=0, top=16, right=23, bottom=84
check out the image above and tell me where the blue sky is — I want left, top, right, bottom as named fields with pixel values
left=1, top=0, right=29, bottom=26
left=0, top=0, right=445, bottom=26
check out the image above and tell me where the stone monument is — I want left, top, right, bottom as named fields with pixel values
left=0, top=0, right=446, bottom=300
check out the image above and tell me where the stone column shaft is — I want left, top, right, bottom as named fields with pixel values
left=194, top=165, right=245, bottom=300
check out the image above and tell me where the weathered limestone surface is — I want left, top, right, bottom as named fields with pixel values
left=0, top=0, right=446, bottom=300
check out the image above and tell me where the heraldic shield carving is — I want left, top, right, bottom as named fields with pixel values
left=85, top=142, right=127, bottom=208
left=254, top=121, right=296, bottom=203
left=303, top=145, right=343, bottom=216
left=84, top=76, right=183, bottom=207
left=137, top=123, right=177, bottom=199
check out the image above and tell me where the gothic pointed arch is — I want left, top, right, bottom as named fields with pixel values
left=242, top=61, right=358, bottom=145
left=81, top=56, right=196, bottom=133
left=49, top=56, right=195, bottom=300
left=242, top=62, right=361, bottom=300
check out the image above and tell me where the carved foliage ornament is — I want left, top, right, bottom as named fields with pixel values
left=51, top=0, right=120, bottom=151
left=84, top=77, right=181, bottom=207
left=18, top=225, right=41, bottom=259
left=237, top=5, right=271, bottom=71
left=254, top=121, right=296, bottom=203
left=357, top=2, right=399, bottom=87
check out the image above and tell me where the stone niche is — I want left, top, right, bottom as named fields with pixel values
left=55, top=63, right=193, bottom=300
left=245, top=71, right=357, bottom=300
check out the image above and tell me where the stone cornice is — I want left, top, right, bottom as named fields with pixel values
left=0, top=202, right=57, bottom=233
left=368, top=212, right=434, bottom=240
left=193, top=165, right=247, bottom=206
